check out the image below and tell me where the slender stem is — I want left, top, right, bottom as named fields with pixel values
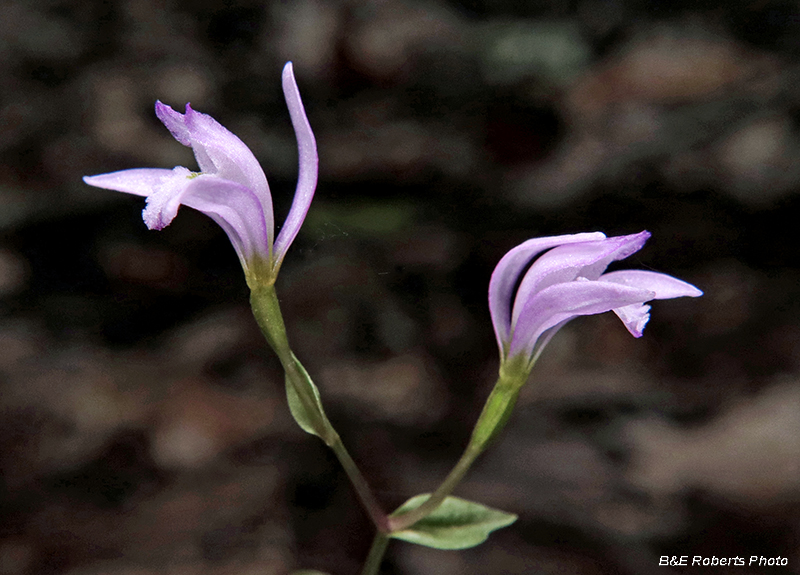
left=360, top=532, right=390, bottom=575
left=250, top=284, right=293, bottom=360
left=329, top=436, right=390, bottom=533
left=250, top=284, right=389, bottom=532
left=388, top=442, right=482, bottom=532
left=281, top=356, right=389, bottom=530
left=388, top=365, right=526, bottom=532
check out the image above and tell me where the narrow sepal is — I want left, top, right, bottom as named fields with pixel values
left=272, top=62, right=319, bottom=273
left=83, top=168, right=174, bottom=197
left=600, top=269, right=704, bottom=298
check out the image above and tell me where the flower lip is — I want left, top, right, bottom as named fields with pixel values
left=489, top=231, right=702, bottom=366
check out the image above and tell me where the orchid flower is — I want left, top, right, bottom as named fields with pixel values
left=489, top=231, right=702, bottom=370
left=83, top=62, right=317, bottom=288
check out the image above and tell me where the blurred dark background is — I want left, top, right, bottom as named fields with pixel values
left=1, top=1, right=799, bottom=574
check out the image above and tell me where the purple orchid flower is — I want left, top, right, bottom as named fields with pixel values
left=83, top=62, right=317, bottom=287
left=489, top=231, right=702, bottom=367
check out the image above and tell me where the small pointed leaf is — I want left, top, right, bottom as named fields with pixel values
left=285, top=357, right=327, bottom=438
left=390, top=494, right=517, bottom=550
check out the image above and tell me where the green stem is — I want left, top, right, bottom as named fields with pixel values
left=250, top=284, right=293, bottom=360
left=388, top=363, right=527, bottom=532
left=360, top=532, right=390, bottom=575
left=250, top=284, right=389, bottom=532
left=388, top=442, right=483, bottom=532
left=330, top=436, right=390, bottom=533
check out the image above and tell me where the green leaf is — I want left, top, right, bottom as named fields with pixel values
left=285, top=355, right=328, bottom=438
left=390, top=494, right=517, bottom=550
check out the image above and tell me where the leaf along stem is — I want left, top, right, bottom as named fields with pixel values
left=388, top=366, right=525, bottom=532
left=250, top=284, right=389, bottom=532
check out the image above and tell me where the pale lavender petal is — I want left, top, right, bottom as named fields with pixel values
left=164, top=174, right=271, bottom=268
left=577, top=231, right=650, bottom=280
left=509, top=279, right=655, bottom=359
left=154, top=101, right=192, bottom=146
left=488, top=232, right=606, bottom=353
left=600, top=269, right=702, bottom=336
left=83, top=168, right=176, bottom=197
left=181, top=105, right=268, bottom=193
left=599, top=269, right=704, bottom=299
left=511, top=231, right=651, bottom=329
left=155, top=101, right=274, bottom=245
left=271, top=62, right=319, bottom=271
